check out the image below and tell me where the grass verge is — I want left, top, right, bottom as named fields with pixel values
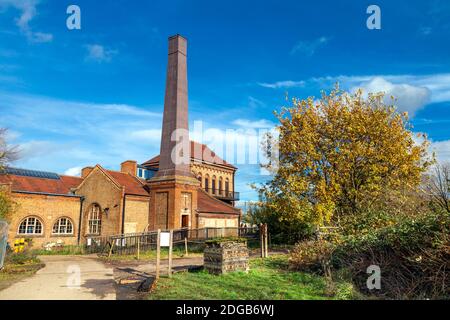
left=0, top=251, right=44, bottom=291
left=148, top=255, right=357, bottom=300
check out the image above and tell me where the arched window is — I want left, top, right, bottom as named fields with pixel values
left=204, top=175, right=210, bottom=192
left=18, top=217, right=43, bottom=235
left=52, top=218, right=74, bottom=235
left=88, top=204, right=102, bottom=235
left=212, top=176, right=216, bottom=195
left=197, top=173, right=202, bottom=186
left=225, top=178, right=230, bottom=196
left=219, top=177, right=223, bottom=196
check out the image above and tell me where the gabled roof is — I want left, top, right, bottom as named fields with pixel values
left=0, top=168, right=83, bottom=195
left=197, top=188, right=241, bottom=215
left=142, top=141, right=237, bottom=170
left=105, top=169, right=149, bottom=196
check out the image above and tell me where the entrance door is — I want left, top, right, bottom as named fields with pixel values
left=181, top=215, right=189, bottom=228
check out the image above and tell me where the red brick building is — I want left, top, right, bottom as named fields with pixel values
left=0, top=35, right=241, bottom=248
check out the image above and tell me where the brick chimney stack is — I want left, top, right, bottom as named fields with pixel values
left=120, top=160, right=137, bottom=176
left=155, top=34, right=192, bottom=178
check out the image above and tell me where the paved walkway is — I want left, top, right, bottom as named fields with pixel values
left=0, top=255, right=116, bottom=300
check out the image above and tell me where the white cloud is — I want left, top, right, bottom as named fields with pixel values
left=351, top=77, right=431, bottom=116
left=85, top=44, right=118, bottom=63
left=0, top=91, right=164, bottom=172
left=290, top=37, right=329, bottom=56
left=129, top=129, right=162, bottom=142
left=64, top=166, right=82, bottom=177
left=429, top=139, right=450, bottom=163
left=260, top=73, right=450, bottom=116
left=258, top=80, right=305, bottom=89
left=0, top=0, right=53, bottom=43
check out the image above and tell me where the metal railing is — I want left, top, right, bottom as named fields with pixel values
left=85, top=226, right=259, bottom=255
left=204, top=189, right=240, bottom=201
left=0, top=221, right=8, bottom=270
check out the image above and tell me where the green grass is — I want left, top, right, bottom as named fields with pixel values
left=0, top=251, right=44, bottom=291
left=149, top=255, right=356, bottom=300
left=32, top=245, right=86, bottom=256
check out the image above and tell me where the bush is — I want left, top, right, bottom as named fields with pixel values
left=290, top=211, right=450, bottom=299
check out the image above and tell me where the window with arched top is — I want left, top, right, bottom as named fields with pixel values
left=212, top=176, right=217, bottom=195
left=219, top=177, right=223, bottom=196
left=87, top=204, right=102, bottom=235
left=52, top=217, right=74, bottom=235
left=18, top=217, right=43, bottom=235
left=204, top=175, right=210, bottom=192
left=225, top=178, right=230, bottom=196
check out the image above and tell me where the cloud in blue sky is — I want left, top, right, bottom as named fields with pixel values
left=85, top=44, right=118, bottom=63
left=290, top=36, right=330, bottom=56
left=0, top=0, right=53, bottom=43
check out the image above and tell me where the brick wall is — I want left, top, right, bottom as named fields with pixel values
left=75, top=168, right=124, bottom=239
left=7, top=192, right=81, bottom=248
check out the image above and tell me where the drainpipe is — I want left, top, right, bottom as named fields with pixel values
left=77, top=196, right=85, bottom=244
left=121, top=194, right=126, bottom=234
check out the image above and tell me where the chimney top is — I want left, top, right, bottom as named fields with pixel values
left=168, top=34, right=187, bottom=56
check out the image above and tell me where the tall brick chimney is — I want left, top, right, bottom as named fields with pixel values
left=147, top=35, right=199, bottom=231
left=155, top=34, right=192, bottom=178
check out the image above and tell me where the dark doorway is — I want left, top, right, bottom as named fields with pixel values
left=182, top=215, right=189, bottom=228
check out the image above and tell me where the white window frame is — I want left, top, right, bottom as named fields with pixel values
left=88, top=204, right=102, bottom=235
left=52, top=217, right=74, bottom=235
left=18, top=217, right=43, bottom=235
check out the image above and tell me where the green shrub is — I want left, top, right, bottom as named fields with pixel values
left=290, top=211, right=450, bottom=299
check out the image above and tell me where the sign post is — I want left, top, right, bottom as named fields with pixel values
left=156, top=229, right=161, bottom=280
left=168, top=230, right=173, bottom=278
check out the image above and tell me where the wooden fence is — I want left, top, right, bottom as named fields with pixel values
left=85, top=226, right=260, bottom=256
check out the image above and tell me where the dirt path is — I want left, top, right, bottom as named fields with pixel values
left=0, top=255, right=116, bottom=300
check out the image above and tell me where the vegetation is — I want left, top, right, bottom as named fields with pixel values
left=149, top=255, right=358, bottom=300
left=0, top=250, right=44, bottom=291
left=290, top=210, right=449, bottom=299
left=249, top=87, right=448, bottom=299
left=254, top=88, right=432, bottom=234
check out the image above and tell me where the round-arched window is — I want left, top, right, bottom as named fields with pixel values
left=88, top=204, right=102, bottom=235
left=52, top=218, right=74, bottom=235
left=18, top=217, right=43, bottom=235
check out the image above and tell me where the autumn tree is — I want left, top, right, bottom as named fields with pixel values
left=256, top=87, right=433, bottom=228
left=0, top=128, right=18, bottom=221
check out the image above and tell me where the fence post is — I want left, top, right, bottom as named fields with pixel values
left=136, top=236, right=140, bottom=260
left=184, top=237, right=188, bottom=257
left=168, top=230, right=173, bottom=278
left=156, top=229, right=161, bottom=280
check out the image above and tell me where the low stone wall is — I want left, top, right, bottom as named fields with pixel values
left=204, top=240, right=249, bottom=275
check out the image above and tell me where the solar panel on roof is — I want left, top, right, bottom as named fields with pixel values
left=3, top=167, right=60, bottom=180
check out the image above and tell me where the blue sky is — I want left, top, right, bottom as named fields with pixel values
left=0, top=0, right=449, bottom=201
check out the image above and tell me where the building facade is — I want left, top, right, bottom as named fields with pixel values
left=0, top=34, right=241, bottom=248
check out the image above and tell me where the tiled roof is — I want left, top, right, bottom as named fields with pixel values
left=142, top=141, right=237, bottom=169
left=0, top=170, right=83, bottom=195
left=106, top=170, right=149, bottom=196
left=197, top=189, right=241, bottom=215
